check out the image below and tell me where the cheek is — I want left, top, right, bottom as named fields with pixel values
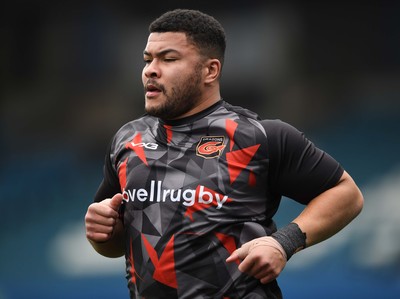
left=168, top=68, right=189, bottom=85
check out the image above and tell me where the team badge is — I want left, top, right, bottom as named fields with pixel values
left=196, top=136, right=226, bottom=159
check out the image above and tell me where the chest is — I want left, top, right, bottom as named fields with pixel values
left=114, top=119, right=270, bottom=217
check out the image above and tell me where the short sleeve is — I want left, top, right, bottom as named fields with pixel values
left=262, top=119, right=344, bottom=204
left=93, top=141, right=121, bottom=203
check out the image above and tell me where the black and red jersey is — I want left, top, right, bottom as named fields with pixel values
left=94, top=100, right=343, bottom=298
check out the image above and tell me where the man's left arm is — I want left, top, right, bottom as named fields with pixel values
left=227, top=170, right=363, bottom=284
left=292, top=170, right=363, bottom=248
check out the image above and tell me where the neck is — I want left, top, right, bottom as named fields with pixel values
left=173, top=89, right=221, bottom=120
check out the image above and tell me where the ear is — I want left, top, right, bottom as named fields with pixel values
left=204, top=59, right=221, bottom=84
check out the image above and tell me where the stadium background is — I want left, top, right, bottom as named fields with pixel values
left=1, top=1, right=399, bottom=298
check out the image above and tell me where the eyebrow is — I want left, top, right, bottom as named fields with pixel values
left=143, top=49, right=181, bottom=57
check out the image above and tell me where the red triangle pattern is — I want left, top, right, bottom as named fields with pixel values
left=214, top=232, right=239, bottom=265
left=118, top=157, right=128, bottom=193
left=129, top=236, right=136, bottom=284
left=164, top=124, right=173, bottom=144
left=226, top=144, right=260, bottom=184
left=248, top=169, right=257, bottom=187
left=142, top=234, right=178, bottom=289
left=225, top=119, right=238, bottom=151
left=126, top=133, right=148, bottom=166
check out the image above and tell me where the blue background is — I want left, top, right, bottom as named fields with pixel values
left=1, top=1, right=399, bottom=298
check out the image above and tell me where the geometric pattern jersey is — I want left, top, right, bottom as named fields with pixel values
left=95, top=100, right=343, bottom=299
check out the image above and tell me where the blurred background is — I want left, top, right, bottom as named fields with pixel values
left=1, top=0, right=399, bottom=298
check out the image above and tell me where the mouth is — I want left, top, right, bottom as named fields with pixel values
left=145, top=82, right=163, bottom=98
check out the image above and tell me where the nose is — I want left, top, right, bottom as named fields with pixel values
left=143, top=60, right=160, bottom=78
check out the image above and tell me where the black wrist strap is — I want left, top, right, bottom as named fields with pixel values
left=271, top=223, right=306, bottom=260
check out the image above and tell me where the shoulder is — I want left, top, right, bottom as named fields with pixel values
left=117, top=114, right=157, bottom=133
left=260, top=119, right=302, bottom=134
left=109, top=114, right=158, bottom=153
left=221, top=101, right=261, bottom=121
left=220, top=102, right=299, bottom=135
left=258, top=119, right=311, bottom=166
left=113, top=114, right=157, bottom=139
left=259, top=119, right=307, bottom=146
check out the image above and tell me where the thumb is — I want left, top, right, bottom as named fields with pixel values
left=226, top=244, right=249, bottom=263
left=106, top=193, right=123, bottom=211
left=226, top=249, right=240, bottom=263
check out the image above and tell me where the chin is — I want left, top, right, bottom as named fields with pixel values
left=144, top=104, right=161, bottom=117
left=145, top=100, right=157, bottom=110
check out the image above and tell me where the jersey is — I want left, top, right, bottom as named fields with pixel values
left=94, top=100, right=343, bottom=299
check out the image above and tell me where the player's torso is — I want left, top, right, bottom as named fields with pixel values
left=114, top=106, right=272, bottom=230
left=111, top=104, right=278, bottom=298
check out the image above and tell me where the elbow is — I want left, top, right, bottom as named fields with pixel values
left=344, top=174, right=364, bottom=221
left=353, top=186, right=364, bottom=218
left=341, top=171, right=364, bottom=221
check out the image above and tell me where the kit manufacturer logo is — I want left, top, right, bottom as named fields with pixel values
left=128, top=141, right=158, bottom=150
left=196, top=136, right=226, bottom=159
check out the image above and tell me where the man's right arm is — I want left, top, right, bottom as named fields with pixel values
left=85, top=193, right=125, bottom=258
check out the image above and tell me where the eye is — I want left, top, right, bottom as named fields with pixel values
left=164, top=58, right=177, bottom=62
left=143, top=57, right=152, bottom=64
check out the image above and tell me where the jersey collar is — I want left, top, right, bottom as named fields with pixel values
left=160, top=100, right=223, bottom=126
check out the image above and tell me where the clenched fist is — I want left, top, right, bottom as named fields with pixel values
left=226, top=236, right=287, bottom=284
left=85, top=193, right=125, bottom=257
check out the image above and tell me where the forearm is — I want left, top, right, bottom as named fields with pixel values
left=89, top=220, right=125, bottom=258
left=292, top=171, right=363, bottom=247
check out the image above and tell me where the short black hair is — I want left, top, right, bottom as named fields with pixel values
left=149, top=9, right=226, bottom=66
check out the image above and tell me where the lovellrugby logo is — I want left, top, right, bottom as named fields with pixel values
left=122, top=180, right=230, bottom=210
left=196, top=136, right=226, bottom=159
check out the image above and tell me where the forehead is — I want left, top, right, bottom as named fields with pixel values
left=144, top=32, right=196, bottom=54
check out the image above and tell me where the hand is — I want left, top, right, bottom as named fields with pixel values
left=85, top=193, right=123, bottom=243
left=226, top=236, right=287, bottom=284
